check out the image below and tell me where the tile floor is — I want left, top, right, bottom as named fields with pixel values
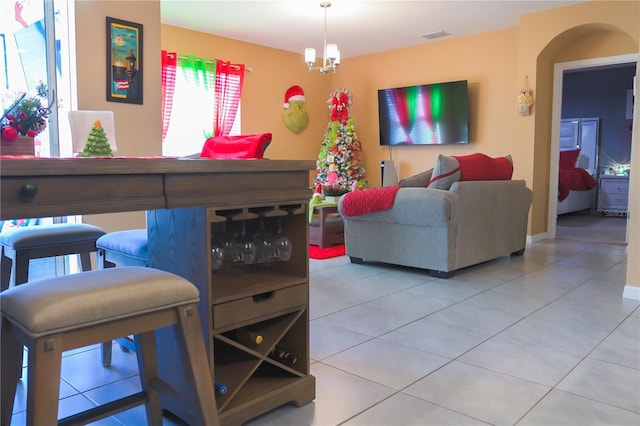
left=7, top=237, right=640, bottom=425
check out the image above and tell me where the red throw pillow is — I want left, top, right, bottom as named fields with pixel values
left=200, top=133, right=272, bottom=159
left=559, top=149, right=580, bottom=169
left=428, top=153, right=513, bottom=190
left=455, top=153, right=514, bottom=181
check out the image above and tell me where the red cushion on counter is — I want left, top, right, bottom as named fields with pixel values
left=200, top=133, right=272, bottom=159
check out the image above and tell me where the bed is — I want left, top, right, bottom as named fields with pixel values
left=557, top=148, right=597, bottom=215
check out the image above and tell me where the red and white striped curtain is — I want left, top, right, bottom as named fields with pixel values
left=161, top=50, right=177, bottom=142
left=213, top=60, right=245, bottom=137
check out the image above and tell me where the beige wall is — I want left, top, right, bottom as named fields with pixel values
left=333, top=28, right=523, bottom=184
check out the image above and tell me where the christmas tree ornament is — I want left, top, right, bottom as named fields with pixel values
left=518, top=76, right=534, bottom=116
left=78, top=120, right=114, bottom=157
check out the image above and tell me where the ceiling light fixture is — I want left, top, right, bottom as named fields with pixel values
left=305, top=2, right=340, bottom=74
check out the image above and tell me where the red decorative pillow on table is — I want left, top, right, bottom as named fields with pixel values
left=200, top=133, right=272, bottom=159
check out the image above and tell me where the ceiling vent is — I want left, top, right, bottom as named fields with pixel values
left=421, top=31, right=451, bottom=40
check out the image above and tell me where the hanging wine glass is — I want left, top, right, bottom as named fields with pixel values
left=254, top=215, right=274, bottom=266
left=273, top=216, right=292, bottom=262
left=232, top=220, right=256, bottom=265
left=220, top=218, right=237, bottom=263
left=211, top=240, right=224, bottom=270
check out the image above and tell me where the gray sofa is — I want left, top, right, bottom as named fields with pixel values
left=337, top=179, right=533, bottom=278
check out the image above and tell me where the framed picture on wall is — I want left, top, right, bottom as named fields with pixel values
left=106, top=17, right=143, bottom=104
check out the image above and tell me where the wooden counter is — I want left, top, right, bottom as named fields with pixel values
left=1, top=157, right=314, bottom=219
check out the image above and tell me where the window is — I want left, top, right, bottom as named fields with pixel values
left=161, top=53, right=243, bottom=157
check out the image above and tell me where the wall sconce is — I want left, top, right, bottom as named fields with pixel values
left=518, top=76, right=533, bottom=116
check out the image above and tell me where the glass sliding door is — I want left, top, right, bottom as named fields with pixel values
left=1, top=0, right=75, bottom=156
left=1, top=0, right=78, bottom=277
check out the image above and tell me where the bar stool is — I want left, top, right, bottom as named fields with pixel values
left=0, top=223, right=106, bottom=290
left=96, top=229, right=149, bottom=366
left=97, top=229, right=148, bottom=269
left=0, top=266, right=219, bottom=426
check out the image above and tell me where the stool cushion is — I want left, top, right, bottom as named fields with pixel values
left=0, top=267, right=199, bottom=338
left=0, top=223, right=105, bottom=249
left=96, top=229, right=148, bottom=261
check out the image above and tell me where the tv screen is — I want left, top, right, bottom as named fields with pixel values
left=378, top=80, right=469, bottom=145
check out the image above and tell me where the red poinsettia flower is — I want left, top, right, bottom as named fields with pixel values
left=1, top=126, right=18, bottom=142
left=0, top=84, right=51, bottom=142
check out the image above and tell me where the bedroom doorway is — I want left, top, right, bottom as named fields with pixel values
left=549, top=53, right=637, bottom=244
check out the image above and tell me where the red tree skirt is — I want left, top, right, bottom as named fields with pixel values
left=309, top=244, right=345, bottom=259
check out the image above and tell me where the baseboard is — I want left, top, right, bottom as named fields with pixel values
left=528, top=232, right=550, bottom=244
left=623, top=285, right=640, bottom=300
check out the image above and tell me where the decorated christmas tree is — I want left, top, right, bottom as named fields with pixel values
left=314, top=88, right=367, bottom=196
left=79, top=120, right=114, bottom=157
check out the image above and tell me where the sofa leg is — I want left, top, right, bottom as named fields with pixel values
left=349, top=256, right=364, bottom=264
left=429, top=270, right=454, bottom=279
left=511, top=248, right=525, bottom=256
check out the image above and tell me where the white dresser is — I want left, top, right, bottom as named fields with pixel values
left=597, top=175, right=629, bottom=213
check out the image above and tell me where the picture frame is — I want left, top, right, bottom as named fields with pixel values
left=106, top=17, right=143, bottom=104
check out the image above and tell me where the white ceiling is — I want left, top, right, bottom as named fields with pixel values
left=161, top=0, right=584, bottom=59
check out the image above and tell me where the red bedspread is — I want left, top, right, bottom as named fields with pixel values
left=341, top=186, right=401, bottom=217
left=558, top=168, right=596, bottom=201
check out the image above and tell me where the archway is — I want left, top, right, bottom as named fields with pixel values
left=530, top=24, right=637, bottom=240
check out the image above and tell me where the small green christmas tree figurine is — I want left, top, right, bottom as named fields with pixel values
left=79, top=120, right=114, bottom=157
left=314, top=88, right=367, bottom=196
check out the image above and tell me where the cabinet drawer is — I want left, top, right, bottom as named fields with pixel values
left=600, top=179, right=629, bottom=194
left=213, top=284, right=307, bottom=329
left=1, top=175, right=165, bottom=218
left=599, top=193, right=629, bottom=210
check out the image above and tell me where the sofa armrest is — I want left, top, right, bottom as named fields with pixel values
left=338, top=187, right=460, bottom=227
left=449, top=179, right=532, bottom=264
left=450, top=180, right=532, bottom=216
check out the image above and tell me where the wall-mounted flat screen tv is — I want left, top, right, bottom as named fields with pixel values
left=378, top=80, right=469, bottom=145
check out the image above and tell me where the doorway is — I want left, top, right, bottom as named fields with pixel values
left=548, top=53, right=638, bottom=244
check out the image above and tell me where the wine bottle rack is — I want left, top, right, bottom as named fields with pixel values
left=213, top=309, right=307, bottom=412
left=147, top=199, right=315, bottom=426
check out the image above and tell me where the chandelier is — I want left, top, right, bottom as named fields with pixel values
left=305, top=2, right=340, bottom=74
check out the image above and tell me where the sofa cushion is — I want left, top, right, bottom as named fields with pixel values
left=398, top=168, right=433, bottom=187
left=559, top=148, right=580, bottom=169
left=428, top=153, right=513, bottom=190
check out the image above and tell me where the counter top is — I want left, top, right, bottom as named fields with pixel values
left=1, top=157, right=315, bottom=219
